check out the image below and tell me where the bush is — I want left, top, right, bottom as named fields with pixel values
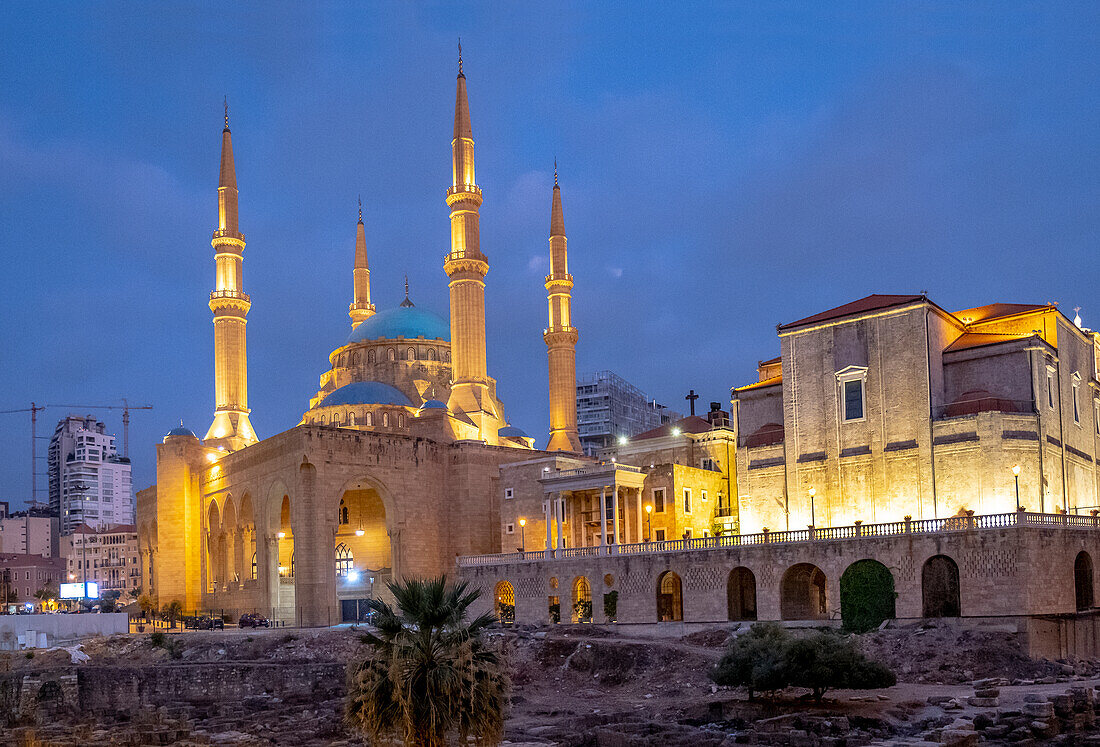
left=603, top=591, right=618, bottom=622
left=710, top=623, right=895, bottom=701
left=150, top=631, right=166, bottom=647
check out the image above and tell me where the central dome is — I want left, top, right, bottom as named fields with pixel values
left=346, top=306, right=450, bottom=344
left=320, top=381, right=413, bottom=408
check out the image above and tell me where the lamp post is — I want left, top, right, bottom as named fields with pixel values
left=808, top=488, right=816, bottom=528
left=645, top=504, right=653, bottom=541
left=1012, top=464, right=1021, bottom=511
left=519, top=518, right=526, bottom=552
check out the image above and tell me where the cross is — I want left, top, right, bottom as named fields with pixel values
left=685, top=389, right=699, bottom=417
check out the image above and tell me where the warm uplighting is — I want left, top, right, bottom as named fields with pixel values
left=206, top=453, right=217, bottom=463
left=355, top=528, right=365, bottom=536
left=276, top=531, right=286, bottom=539
left=808, top=487, right=816, bottom=497
left=519, top=518, right=526, bottom=527
left=1012, top=464, right=1021, bottom=476
left=645, top=504, right=653, bottom=514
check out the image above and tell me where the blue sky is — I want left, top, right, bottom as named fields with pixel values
left=0, top=2, right=1097, bottom=505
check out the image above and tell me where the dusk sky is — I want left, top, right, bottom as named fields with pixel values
left=1, top=2, right=1097, bottom=506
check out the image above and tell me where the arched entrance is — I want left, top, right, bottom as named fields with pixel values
left=727, top=567, right=757, bottom=621
left=335, top=479, right=390, bottom=622
left=221, top=497, right=238, bottom=585
left=1075, top=551, right=1094, bottom=611
left=840, top=559, right=896, bottom=632
left=206, top=500, right=221, bottom=592
left=494, top=580, right=515, bottom=624
left=238, top=494, right=256, bottom=581
left=922, top=555, right=961, bottom=618
left=781, top=563, right=828, bottom=620
left=656, top=571, right=683, bottom=622
left=572, top=576, right=592, bottom=623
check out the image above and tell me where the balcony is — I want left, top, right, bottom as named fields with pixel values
left=740, top=423, right=784, bottom=448
left=935, top=393, right=1034, bottom=420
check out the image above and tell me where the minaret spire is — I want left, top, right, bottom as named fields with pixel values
left=205, top=102, right=257, bottom=451
left=443, top=50, right=506, bottom=443
left=349, top=196, right=375, bottom=328
left=544, top=169, right=581, bottom=452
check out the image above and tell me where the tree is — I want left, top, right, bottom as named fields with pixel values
left=784, top=631, right=896, bottom=701
left=33, top=584, right=58, bottom=607
left=160, top=599, right=184, bottom=628
left=100, top=589, right=122, bottom=613
left=346, top=576, right=508, bottom=747
left=137, top=594, right=157, bottom=621
left=710, top=622, right=792, bottom=700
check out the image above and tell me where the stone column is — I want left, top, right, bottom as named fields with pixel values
left=599, top=488, right=607, bottom=548
left=611, top=485, right=620, bottom=549
left=545, top=495, right=553, bottom=554
left=635, top=489, right=643, bottom=544
left=262, top=533, right=279, bottom=618
left=555, top=492, right=564, bottom=550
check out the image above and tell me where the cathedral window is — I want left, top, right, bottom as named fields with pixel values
left=388, top=348, right=396, bottom=361
left=335, top=544, right=353, bottom=577
left=407, top=347, right=416, bottom=361
left=339, top=500, right=349, bottom=525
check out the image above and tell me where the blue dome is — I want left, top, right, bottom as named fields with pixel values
left=346, top=306, right=449, bottom=344
left=419, top=399, right=448, bottom=411
left=165, top=424, right=197, bottom=439
left=498, top=426, right=531, bottom=439
left=319, top=381, right=413, bottom=408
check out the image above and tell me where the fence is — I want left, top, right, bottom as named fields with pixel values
left=457, top=511, right=1100, bottom=567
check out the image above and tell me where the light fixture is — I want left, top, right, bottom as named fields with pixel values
left=519, top=518, right=526, bottom=527
left=276, top=531, right=286, bottom=539
left=671, top=427, right=681, bottom=436
left=347, top=570, right=360, bottom=583
left=355, top=528, right=365, bottom=537
left=808, top=487, right=816, bottom=498
left=1012, top=464, right=1021, bottom=476
left=205, top=453, right=217, bottom=463
left=618, top=435, right=628, bottom=445
left=645, top=504, right=653, bottom=514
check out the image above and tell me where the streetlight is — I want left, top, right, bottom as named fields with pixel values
left=645, top=504, right=653, bottom=541
left=808, top=488, right=816, bottom=528
left=1012, top=464, right=1021, bottom=511
left=519, top=518, right=526, bottom=552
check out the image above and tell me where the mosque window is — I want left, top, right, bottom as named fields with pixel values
left=348, top=412, right=356, bottom=426
left=365, top=412, right=374, bottom=427
left=388, top=349, right=396, bottom=361
left=368, top=349, right=376, bottom=364
left=332, top=412, right=341, bottom=426
left=407, top=347, right=416, bottom=361
left=335, top=544, right=353, bottom=577
left=383, top=412, right=390, bottom=427
left=398, top=413, right=406, bottom=428
left=339, top=500, right=349, bottom=525
left=251, top=552, right=256, bottom=580
left=444, top=351, right=451, bottom=363
left=427, top=348, right=436, bottom=361
left=351, top=351, right=360, bottom=366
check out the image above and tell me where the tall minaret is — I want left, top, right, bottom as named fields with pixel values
left=349, top=197, right=375, bottom=328
left=204, top=101, right=257, bottom=451
left=544, top=166, right=582, bottom=452
left=444, top=46, right=499, bottom=438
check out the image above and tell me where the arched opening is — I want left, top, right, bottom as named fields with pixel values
left=1076, top=551, right=1094, bottom=611
left=367, top=349, right=376, bottom=364
left=427, top=348, right=436, bottom=361
left=572, top=576, right=592, bottom=623
left=351, top=351, right=360, bottom=366
left=388, top=348, right=395, bottom=361
left=727, top=567, right=757, bottom=621
left=365, top=412, right=374, bottom=427
left=840, top=559, right=896, bottom=632
left=336, top=479, right=390, bottom=622
left=278, top=495, right=294, bottom=578
left=494, top=580, right=515, bottom=624
left=237, top=494, right=255, bottom=584
left=656, top=570, right=683, bottom=622
left=332, top=412, right=342, bottom=426
left=407, top=347, right=415, bottom=361
left=221, top=496, right=238, bottom=585
left=398, top=413, right=406, bottom=428
left=922, top=555, right=961, bottom=618
left=348, top=412, right=356, bottom=426
left=206, top=500, right=220, bottom=590
left=781, top=563, right=828, bottom=620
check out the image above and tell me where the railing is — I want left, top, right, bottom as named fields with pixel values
left=549, top=463, right=643, bottom=479
left=209, top=290, right=251, bottom=303
left=933, top=397, right=1034, bottom=420
left=456, top=511, right=1100, bottom=567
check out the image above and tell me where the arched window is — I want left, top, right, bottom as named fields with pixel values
left=495, top=581, right=515, bottom=624
left=351, top=351, right=360, bottom=366
left=657, top=571, right=683, bottom=622
left=339, top=500, right=349, bottom=525
left=443, top=351, right=451, bottom=363
left=1076, top=551, right=1094, bottom=611
left=922, top=555, right=961, bottom=618
left=572, top=576, right=592, bottom=623
left=367, top=349, right=376, bottom=364
left=332, top=412, right=341, bottom=426
left=388, top=348, right=396, bottom=361
left=347, top=412, right=356, bottom=426
left=383, top=412, right=390, bottom=427
left=335, top=543, right=353, bottom=577
left=365, top=412, right=374, bottom=427
left=407, top=347, right=416, bottom=361
left=427, top=348, right=436, bottom=361
left=251, top=552, right=257, bottom=580
left=398, top=413, right=406, bottom=428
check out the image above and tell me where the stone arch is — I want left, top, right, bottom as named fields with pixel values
left=494, top=580, right=515, bottom=624
left=333, top=412, right=342, bottom=426
left=922, top=555, right=961, bottom=618
left=221, top=496, right=238, bottom=584
left=206, top=500, right=220, bottom=588
left=656, top=570, right=683, bottom=622
left=238, top=493, right=256, bottom=582
left=382, top=412, right=390, bottom=427
left=406, top=347, right=415, bottom=361
left=427, top=348, right=436, bottom=361
left=443, top=350, right=451, bottom=363
left=335, top=543, right=353, bottom=577
left=572, top=576, right=592, bottom=623
left=365, top=411, right=374, bottom=427
left=1076, top=551, right=1094, bottom=611
left=727, top=567, right=757, bottom=621
left=840, top=559, right=896, bottom=632
left=388, top=348, right=396, bottom=361
left=351, top=351, right=360, bottom=366
left=781, top=563, right=828, bottom=620
left=398, top=413, right=406, bottom=428
left=334, top=474, right=394, bottom=585
left=367, top=348, right=376, bottom=364
left=347, top=412, right=356, bottom=426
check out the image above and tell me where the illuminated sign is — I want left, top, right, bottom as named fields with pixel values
left=59, top=582, right=99, bottom=599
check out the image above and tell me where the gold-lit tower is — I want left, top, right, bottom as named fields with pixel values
left=444, top=47, right=502, bottom=440
left=544, top=166, right=582, bottom=452
left=204, top=101, right=257, bottom=451
left=349, top=197, right=375, bottom=328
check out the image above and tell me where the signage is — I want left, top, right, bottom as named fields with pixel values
left=59, top=582, right=99, bottom=599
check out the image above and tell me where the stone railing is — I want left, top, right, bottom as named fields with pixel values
left=549, top=463, right=644, bottom=479
left=456, top=511, right=1099, bottom=567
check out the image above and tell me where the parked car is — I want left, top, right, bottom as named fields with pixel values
left=238, top=613, right=270, bottom=628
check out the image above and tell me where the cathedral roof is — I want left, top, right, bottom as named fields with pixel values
left=318, top=381, right=414, bottom=408
left=345, top=305, right=450, bottom=344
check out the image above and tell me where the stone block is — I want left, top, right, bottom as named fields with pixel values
left=1029, top=720, right=1057, bottom=739
left=939, top=729, right=978, bottom=746
left=974, top=688, right=1000, bottom=698
left=1022, top=702, right=1054, bottom=719
left=967, top=697, right=999, bottom=708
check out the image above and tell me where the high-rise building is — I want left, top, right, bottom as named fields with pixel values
left=575, top=371, right=681, bottom=456
left=48, top=416, right=134, bottom=535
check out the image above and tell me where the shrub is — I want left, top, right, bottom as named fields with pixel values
left=710, top=623, right=895, bottom=701
left=603, top=591, right=618, bottom=622
left=150, top=631, right=166, bottom=647
left=839, top=560, right=896, bottom=633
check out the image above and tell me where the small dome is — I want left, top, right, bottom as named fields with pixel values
left=419, top=399, right=448, bottom=411
left=498, top=426, right=531, bottom=439
left=164, top=423, right=198, bottom=441
left=318, top=381, right=413, bottom=408
left=346, top=306, right=449, bottom=344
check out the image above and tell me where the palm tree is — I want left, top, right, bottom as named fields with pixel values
left=160, top=599, right=184, bottom=629
left=346, top=575, right=508, bottom=746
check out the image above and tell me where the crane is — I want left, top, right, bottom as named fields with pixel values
left=49, top=400, right=154, bottom=458
left=0, top=403, right=47, bottom=502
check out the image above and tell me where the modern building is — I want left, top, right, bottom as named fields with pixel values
left=48, top=416, right=135, bottom=534
left=0, top=510, right=58, bottom=557
left=576, top=371, right=681, bottom=456
left=0, top=554, right=66, bottom=611
left=60, top=524, right=141, bottom=595
left=139, top=57, right=589, bottom=625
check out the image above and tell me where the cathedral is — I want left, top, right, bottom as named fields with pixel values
left=136, top=56, right=585, bottom=625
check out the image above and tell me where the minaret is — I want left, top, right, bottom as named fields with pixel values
left=544, top=165, right=582, bottom=452
left=349, top=197, right=375, bottom=328
left=204, top=100, right=257, bottom=451
left=444, top=45, right=498, bottom=437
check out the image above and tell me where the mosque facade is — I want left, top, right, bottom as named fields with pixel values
left=137, top=59, right=583, bottom=625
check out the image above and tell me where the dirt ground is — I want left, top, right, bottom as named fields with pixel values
left=4, top=621, right=1100, bottom=745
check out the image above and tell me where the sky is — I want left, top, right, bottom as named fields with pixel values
left=0, top=2, right=1097, bottom=507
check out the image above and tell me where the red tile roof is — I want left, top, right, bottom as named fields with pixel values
left=779, top=294, right=925, bottom=331
left=944, top=332, right=1032, bottom=353
left=758, top=356, right=781, bottom=366
left=0, top=553, right=65, bottom=570
left=953, top=303, right=1050, bottom=325
left=632, top=416, right=713, bottom=440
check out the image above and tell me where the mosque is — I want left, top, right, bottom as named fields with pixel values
left=136, top=55, right=586, bottom=625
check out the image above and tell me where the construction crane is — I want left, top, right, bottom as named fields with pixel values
left=0, top=402, right=47, bottom=502
left=50, top=400, right=154, bottom=458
